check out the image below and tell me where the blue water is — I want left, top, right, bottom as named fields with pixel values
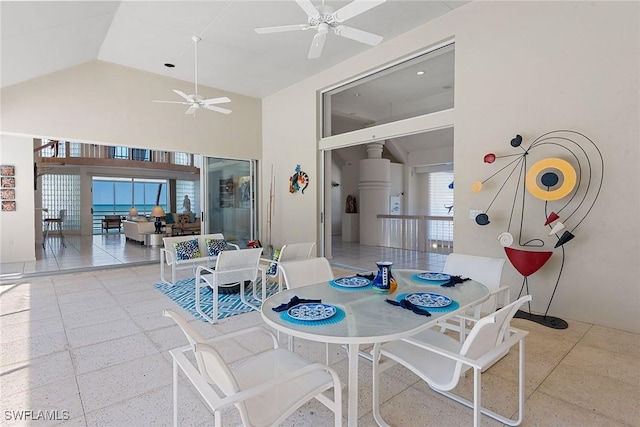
left=93, top=203, right=166, bottom=216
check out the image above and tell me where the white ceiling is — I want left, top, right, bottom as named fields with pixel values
left=1, top=0, right=467, bottom=99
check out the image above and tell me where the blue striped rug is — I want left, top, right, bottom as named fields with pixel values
left=154, top=278, right=279, bottom=322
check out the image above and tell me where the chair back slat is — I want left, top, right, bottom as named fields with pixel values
left=163, top=310, right=241, bottom=396
left=279, top=242, right=316, bottom=263
left=280, top=257, right=334, bottom=289
left=443, top=253, right=505, bottom=313
left=214, top=248, right=262, bottom=285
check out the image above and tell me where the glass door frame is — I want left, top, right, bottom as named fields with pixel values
left=200, top=156, right=257, bottom=246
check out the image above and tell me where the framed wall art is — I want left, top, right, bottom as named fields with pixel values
left=2, top=200, right=16, bottom=211
left=0, top=165, right=15, bottom=176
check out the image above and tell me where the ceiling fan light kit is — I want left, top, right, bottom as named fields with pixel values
left=255, top=0, right=387, bottom=59
left=153, top=36, right=232, bottom=115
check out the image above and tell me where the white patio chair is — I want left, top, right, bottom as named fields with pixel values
left=279, top=257, right=335, bottom=361
left=261, top=241, right=316, bottom=291
left=279, top=256, right=333, bottom=290
left=439, top=253, right=508, bottom=341
left=194, top=247, right=262, bottom=323
left=163, top=310, right=342, bottom=427
left=371, top=295, right=532, bottom=427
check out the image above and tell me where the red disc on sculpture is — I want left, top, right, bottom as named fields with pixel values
left=544, top=212, right=560, bottom=226
left=505, top=247, right=553, bottom=277
left=484, top=153, right=496, bottom=163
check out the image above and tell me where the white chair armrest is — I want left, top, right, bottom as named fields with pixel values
left=160, top=248, right=175, bottom=265
left=490, top=285, right=511, bottom=307
left=227, top=242, right=240, bottom=250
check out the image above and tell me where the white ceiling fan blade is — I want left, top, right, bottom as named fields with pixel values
left=255, top=24, right=308, bottom=34
left=203, top=96, right=231, bottom=105
left=173, top=89, right=191, bottom=101
left=205, top=104, right=232, bottom=114
left=334, top=25, right=383, bottom=46
left=185, top=105, right=199, bottom=115
left=152, top=100, right=190, bottom=105
left=333, top=0, right=386, bottom=23
left=295, top=0, right=320, bottom=18
left=308, top=31, right=327, bottom=59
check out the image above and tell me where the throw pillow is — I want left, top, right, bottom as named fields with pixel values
left=267, top=249, right=281, bottom=276
left=165, top=213, right=175, bottom=224
left=174, top=239, right=200, bottom=260
left=205, top=238, right=227, bottom=257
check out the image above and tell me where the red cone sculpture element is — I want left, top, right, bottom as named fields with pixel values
left=505, top=247, right=553, bottom=277
left=544, top=212, right=560, bottom=226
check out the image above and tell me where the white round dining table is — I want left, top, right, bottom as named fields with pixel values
left=260, top=269, right=490, bottom=426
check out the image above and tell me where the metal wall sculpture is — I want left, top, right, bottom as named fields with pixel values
left=289, top=164, right=309, bottom=194
left=472, top=130, right=604, bottom=328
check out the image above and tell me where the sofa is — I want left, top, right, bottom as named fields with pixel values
left=166, top=212, right=201, bottom=236
left=123, top=218, right=172, bottom=243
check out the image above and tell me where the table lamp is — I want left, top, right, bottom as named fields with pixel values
left=151, top=205, right=165, bottom=233
left=129, top=207, right=138, bottom=218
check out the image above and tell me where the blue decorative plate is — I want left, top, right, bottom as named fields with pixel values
left=333, top=276, right=371, bottom=288
left=417, top=272, right=451, bottom=282
left=406, top=292, right=452, bottom=308
left=288, top=303, right=337, bottom=321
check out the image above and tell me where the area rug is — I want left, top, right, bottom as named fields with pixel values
left=154, top=278, right=280, bottom=322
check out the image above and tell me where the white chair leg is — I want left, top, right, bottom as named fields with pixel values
left=195, top=273, right=215, bottom=323
left=173, top=358, right=179, bottom=427
left=473, top=367, right=481, bottom=427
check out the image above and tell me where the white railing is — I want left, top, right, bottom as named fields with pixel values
left=378, top=214, right=453, bottom=254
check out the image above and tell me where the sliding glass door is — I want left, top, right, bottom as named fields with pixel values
left=202, top=157, right=256, bottom=248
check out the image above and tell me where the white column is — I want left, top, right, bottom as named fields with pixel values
left=359, top=143, right=390, bottom=246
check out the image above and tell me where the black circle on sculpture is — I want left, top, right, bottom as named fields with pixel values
left=475, top=213, right=490, bottom=225
left=541, top=171, right=559, bottom=187
left=510, top=135, right=523, bottom=147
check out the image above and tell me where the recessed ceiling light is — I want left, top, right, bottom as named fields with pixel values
left=354, top=93, right=360, bottom=97
left=442, top=85, right=452, bottom=89
left=416, top=71, right=425, bottom=76
left=164, top=63, right=175, bottom=68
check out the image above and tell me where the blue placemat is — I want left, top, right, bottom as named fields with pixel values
left=330, top=277, right=372, bottom=291
left=280, top=306, right=346, bottom=326
left=411, top=274, right=449, bottom=285
left=396, top=293, right=459, bottom=312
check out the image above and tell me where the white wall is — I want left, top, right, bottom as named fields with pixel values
left=0, top=136, right=36, bottom=263
left=0, top=61, right=262, bottom=263
left=262, top=1, right=640, bottom=333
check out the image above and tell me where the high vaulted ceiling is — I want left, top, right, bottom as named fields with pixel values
left=1, top=0, right=467, bottom=98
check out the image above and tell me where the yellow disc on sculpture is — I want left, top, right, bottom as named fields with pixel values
left=526, top=158, right=577, bottom=201
left=471, top=181, right=483, bottom=193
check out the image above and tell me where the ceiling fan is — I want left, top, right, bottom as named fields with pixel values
left=255, top=0, right=386, bottom=59
left=153, top=36, right=232, bottom=115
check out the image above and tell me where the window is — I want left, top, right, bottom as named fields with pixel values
left=428, top=171, right=454, bottom=217
left=322, top=43, right=454, bottom=137
left=427, top=170, right=454, bottom=243
left=92, top=177, right=167, bottom=233
left=41, top=174, right=81, bottom=232
left=176, top=180, right=199, bottom=214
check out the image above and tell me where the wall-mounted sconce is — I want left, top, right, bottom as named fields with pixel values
left=332, top=181, right=341, bottom=187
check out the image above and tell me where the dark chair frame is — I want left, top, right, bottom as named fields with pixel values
left=102, top=215, right=122, bottom=233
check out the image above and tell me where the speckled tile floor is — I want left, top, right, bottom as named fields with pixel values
left=1, top=238, right=638, bottom=426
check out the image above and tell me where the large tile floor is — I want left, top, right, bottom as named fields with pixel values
left=1, top=235, right=639, bottom=426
